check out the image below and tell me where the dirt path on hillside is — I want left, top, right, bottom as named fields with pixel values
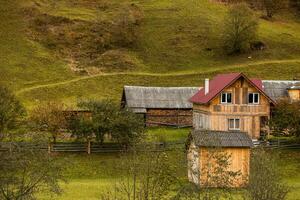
left=16, top=59, right=300, bottom=95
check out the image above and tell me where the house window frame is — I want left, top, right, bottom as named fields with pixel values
left=248, top=93, right=260, bottom=104
left=221, top=92, right=232, bottom=104
left=228, top=118, right=240, bottom=131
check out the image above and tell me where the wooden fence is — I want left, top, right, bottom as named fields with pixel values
left=0, top=141, right=186, bottom=154
left=257, top=140, right=300, bottom=150
left=0, top=140, right=299, bottom=154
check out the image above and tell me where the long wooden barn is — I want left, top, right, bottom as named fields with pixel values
left=121, top=86, right=200, bottom=127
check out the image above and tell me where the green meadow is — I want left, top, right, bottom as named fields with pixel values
left=36, top=129, right=300, bottom=200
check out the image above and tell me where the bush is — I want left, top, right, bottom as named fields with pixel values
left=100, top=147, right=176, bottom=200
left=223, top=3, right=258, bottom=54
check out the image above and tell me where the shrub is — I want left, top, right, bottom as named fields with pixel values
left=0, top=142, right=65, bottom=199
left=262, top=0, right=288, bottom=19
left=245, top=149, right=289, bottom=200
left=269, top=98, right=300, bottom=137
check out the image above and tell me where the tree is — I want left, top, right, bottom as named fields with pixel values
left=0, top=84, right=25, bottom=140
left=68, top=115, right=94, bottom=142
left=0, top=142, right=65, bottom=199
left=30, top=101, right=67, bottom=143
left=269, top=99, right=300, bottom=137
left=77, top=100, right=145, bottom=146
left=223, top=3, right=258, bottom=54
left=110, top=108, right=145, bottom=146
left=0, top=85, right=25, bottom=139
left=100, top=146, right=177, bottom=200
left=113, top=4, right=144, bottom=47
left=245, top=148, right=289, bottom=200
left=77, top=100, right=118, bottom=144
left=262, top=0, right=288, bottom=19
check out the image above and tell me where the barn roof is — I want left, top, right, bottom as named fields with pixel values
left=191, top=130, right=253, bottom=148
left=122, top=86, right=200, bottom=113
left=189, top=73, right=275, bottom=105
left=262, top=80, right=300, bottom=101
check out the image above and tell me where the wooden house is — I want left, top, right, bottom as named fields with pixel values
left=187, top=130, right=253, bottom=188
left=121, top=79, right=299, bottom=129
left=121, top=86, right=199, bottom=127
left=190, top=73, right=276, bottom=139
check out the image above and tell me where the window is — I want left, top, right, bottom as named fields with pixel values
left=221, top=93, right=232, bottom=104
left=228, top=119, right=240, bottom=130
left=248, top=93, right=259, bottom=104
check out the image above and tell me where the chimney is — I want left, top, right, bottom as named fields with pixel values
left=205, top=78, right=209, bottom=95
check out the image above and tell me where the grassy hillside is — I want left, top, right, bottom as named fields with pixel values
left=0, top=0, right=76, bottom=91
left=2, top=0, right=300, bottom=108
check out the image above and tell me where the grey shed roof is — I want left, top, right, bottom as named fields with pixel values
left=122, top=86, right=200, bottom=113
left=288, top=85, right=300, bottom=90
left=191, top=130, right=253, bottom=148
left=262, top=80, right=300, bottom=101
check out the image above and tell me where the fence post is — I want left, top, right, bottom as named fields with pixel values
left=87, top=140, right=91, bottom=155
left=177, top=109, right=179, bottom=129
left=48, top=142, right=52, bottom=154
left=9, top=142, right=12, bottom=154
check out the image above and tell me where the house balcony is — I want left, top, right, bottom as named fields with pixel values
left=212, top=104, right=269, bottom=114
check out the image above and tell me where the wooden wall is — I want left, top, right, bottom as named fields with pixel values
left=288, top=89, right=300, bottom=101
left=146, top=109, right=193, bottom=127
left=193, top=112, right=210, bottom=130
left=193, top=77, right=271, bottom=138
left=199, top=147, right=250, bottom=188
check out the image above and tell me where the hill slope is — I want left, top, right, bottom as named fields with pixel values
left=1, top=0, right=300, bottom=108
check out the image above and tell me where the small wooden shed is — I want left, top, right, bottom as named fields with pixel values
left=187, top=130, right=253, bottom=188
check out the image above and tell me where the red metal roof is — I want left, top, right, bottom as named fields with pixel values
left=189, top=73, right=273, bottom=104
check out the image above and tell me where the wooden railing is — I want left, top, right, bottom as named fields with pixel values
left=212, top=105, right=269, bottom=113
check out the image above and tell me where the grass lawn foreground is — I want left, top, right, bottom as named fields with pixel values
left=37, top=128, right=300, bottom=200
